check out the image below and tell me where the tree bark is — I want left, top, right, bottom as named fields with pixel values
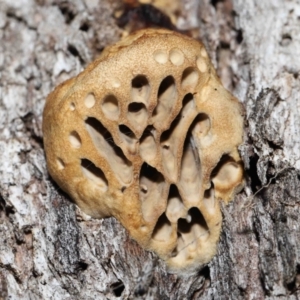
left=1, top=0, right=300, bottom=299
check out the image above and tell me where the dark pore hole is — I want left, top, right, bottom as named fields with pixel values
left=86, top=118, right=117, bottom=151
left=140, top=162, right=164, bottom=184
left=182, top=93, right=194, bottom=106
left=160, top=114, right=179, bottom=144
left=140, top=125, right=155, bottom=141
left=85, top=117, right=131, bottom=166
left=210, top=155, right=235, bottom=178
left=168, top=184, right=180, bottom=198
left=86, top=117, right=111, bottom=142
left=178, top=207, right=208, bottom=234
left=119, top=124, right=135, bottom=139
left=204, top=182, right=214, bottom=199
left=160, top=93, right=193, bottom=144
left=132, top=75, right=149, bottom=89
left=128, top=102, right=145, bottom=113
left=181, top=67, right=199, bottom=88
left=152, top=76, right=177, bottom=126
left=189, top=113, right=210, bottom=136
left=157, top=75, right=175, bottom=98
left=151, top=213, right=171, bottom=239
left=81, top=159, right=108, bottom=187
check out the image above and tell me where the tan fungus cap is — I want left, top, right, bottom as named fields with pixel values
left=43, top=29, right=244, bottom=274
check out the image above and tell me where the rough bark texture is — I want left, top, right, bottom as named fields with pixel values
left=1, top=0, right=300, bottom=299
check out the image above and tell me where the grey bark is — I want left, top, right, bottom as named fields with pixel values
left=1, top=0, right=300, bottom=299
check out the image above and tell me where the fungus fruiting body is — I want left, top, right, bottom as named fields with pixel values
left=43, top=29, right=244, bottom=273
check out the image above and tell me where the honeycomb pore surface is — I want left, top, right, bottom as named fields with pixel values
left=43, top=29, right=244, bottom=274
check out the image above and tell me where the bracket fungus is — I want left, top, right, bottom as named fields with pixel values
left=43, top=29, right=244, bottom=273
